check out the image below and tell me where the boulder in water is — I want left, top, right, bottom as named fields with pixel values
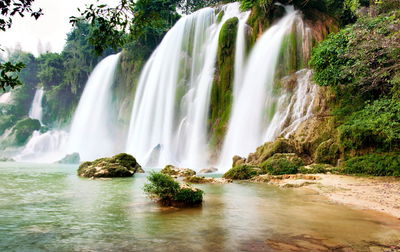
left=77, top=153, right=143, bottom=178
left=184, top=176, right=232, bottom=184
left=161, top=165, right=196, bottom=177
left=56, top=153, right=80, bottom=164
left=198, top=167, right=218, bottom=174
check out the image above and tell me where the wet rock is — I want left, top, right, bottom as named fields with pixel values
left=56, top=153, right=80, bottom=164
left=78, top=153, right=143, bottom=178
left=198, top=167, right=218, bottom=174
left=161, top=165, right=196, bottom=177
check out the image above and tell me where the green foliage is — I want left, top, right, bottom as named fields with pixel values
left=223, top=165, right=260, bottom=180
left=299, top=164, right=332, bottom=174
left=174, top=187, right=204, bottom=205
left=339, top=99, right=400, bottom=151
left=343, top=153, right=400, bottom=176
left=144, top=172, right=203, bottom=206
left=315, top=139, right=340, bottom=165
left=261, top=154, right=303, bottom=175
left=209, top=17, right=238, bottom=148
left=0, top=0, right=42, bottom=91
left=11, top=118, right=41, bottom=146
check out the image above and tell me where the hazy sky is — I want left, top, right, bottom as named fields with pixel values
left=0, top=0, right=119, bottom=57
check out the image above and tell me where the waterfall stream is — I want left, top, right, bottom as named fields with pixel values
left=67, top=53, right=121, bottom=161
left=125, top=3, right=248, bottom=169
left=29, top=88, right=44, bottom=125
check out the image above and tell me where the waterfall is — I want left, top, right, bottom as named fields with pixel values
left=125, top=3, right=247, bottom=169
left=15, top=130, right=69, bottom=163
left=67, top=53, right=121, bottom=161
left=218, top=7, right=316, bottom=170
left=29, top=88, right=44, bottom=124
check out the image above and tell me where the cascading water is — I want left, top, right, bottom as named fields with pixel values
left=67, top=53, right=121, bottom=161
left=218, top=7, right=316, bottom=170
left=29, top=88, right=44, bottom=125
left=126, top=3, right=248, bottom=169
left=15, top=130, right=69, bottom=163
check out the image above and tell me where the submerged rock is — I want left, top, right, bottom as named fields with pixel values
left=198, top=167, right=218, bottom=174
left=77, top=153, right=143, bottom=178
left=161, top=165, right=196, bottom=177
left=56, top=153, right=80, bottom=164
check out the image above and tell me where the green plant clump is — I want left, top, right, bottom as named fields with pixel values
left=144, top=172, right=203, bottom=206
left=261, top=154, right=303, bottom=175
left=11, top=118, right=41, bottom=146
left=342, top=153, right=400, bottom=176
left=223, top=165, right=260, bottom=180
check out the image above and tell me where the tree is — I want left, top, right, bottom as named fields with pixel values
left=0, top=0, right=43, bottom=91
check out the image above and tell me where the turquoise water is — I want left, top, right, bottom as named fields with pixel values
left=0, top=162, right=399, bottom=251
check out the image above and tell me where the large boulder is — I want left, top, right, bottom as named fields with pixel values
left=198, top=167, right=218, bottom=174
left=223, top=165, right=262, bottom=180
left=161, top=165, right=196, bottom=177
left=56, top=153, right=80, bottom=164
left=77, top=153, right=144, bottom=178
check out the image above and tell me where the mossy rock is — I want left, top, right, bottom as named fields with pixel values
left=161, top=165, right=196, bottom=177
left=77, top=153, right=143, bottom=178
left=261, top=153, right=303, bottom=175
left=223, top=165, right=261, bottom=180
left=56, top=153, right=80, bottom=164
left=315, top=139, right=340, bottom=165
left=247, top=138, right=297, bottom=165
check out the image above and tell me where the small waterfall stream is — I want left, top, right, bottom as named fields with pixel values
left=29, top=88, right=44, bottom=125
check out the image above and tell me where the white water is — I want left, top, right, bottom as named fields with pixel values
left=126, top=3, right=248, bottom=169
left=15, top=130, right=69, bottom=163
left=68, top=53, right=121, bottom=161
left=218, top=7, right=316, bottom=170
left=29, top=88, right=44, bottom=124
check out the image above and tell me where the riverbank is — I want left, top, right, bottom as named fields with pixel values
left=253, top=173, right=400, bottom=219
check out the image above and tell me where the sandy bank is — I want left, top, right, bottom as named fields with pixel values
left=255, top=174, right=400, bottom=218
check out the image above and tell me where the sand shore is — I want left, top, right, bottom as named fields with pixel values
left=256, top=174, right=400, bottom=218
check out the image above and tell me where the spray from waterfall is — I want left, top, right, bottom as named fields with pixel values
left=67, top=53, right=121, bottom=161
left=125, top=3, right=248, bottom=169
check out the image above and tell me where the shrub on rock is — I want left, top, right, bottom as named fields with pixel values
left=77, top=153, right=143, bottom=178
left=144, top=172, right=203, bottom=206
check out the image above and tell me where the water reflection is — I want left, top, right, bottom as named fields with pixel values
left=0, top=163, right=399, bottom=251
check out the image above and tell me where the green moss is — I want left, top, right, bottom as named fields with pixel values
left=209, top=17, right=238, bottom=149
left=77, top=153, right=143, bottom=178
left=314, top=139, right=340, bottom=165
left=251, top=138, right=297, bottom=164
left=217, top=10, right=225, bottom=24
left=223, top=165, right=260, bottom=180
left=10, top=118, right=41, bottom=146
left=261, top=153, right=303, bottom=175
left=342, top=153, right=400, bottom=176
left=184, top=176, right=209, bottom=184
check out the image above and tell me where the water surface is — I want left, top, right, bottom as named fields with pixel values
left=0, top=162, right=399, bottom=251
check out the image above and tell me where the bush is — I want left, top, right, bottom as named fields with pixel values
left=223, top=165, right=260, bottom=180
left=144, top=172, right=204, bottom=206
left=338, top=99, right=400, bottom=151
left=262, top=158, right=300, bottom=175
left=343, top=153, right=400, bottom=176
left=315, top=139, right=340, bottom=165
